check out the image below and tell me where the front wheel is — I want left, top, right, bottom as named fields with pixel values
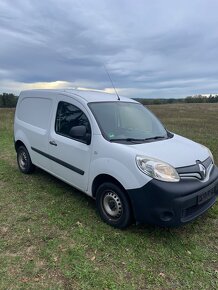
left=17, top=146, right=35, bottom=174
left=96, top=182, right=132, bottom=229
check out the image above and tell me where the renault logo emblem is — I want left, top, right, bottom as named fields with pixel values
left=198, top=163, right=206, bottom=179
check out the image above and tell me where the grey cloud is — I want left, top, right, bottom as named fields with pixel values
left=1, top=0, right=218, bottom=97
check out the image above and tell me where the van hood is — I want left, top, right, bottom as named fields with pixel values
left=129, top=134, right=209, bottom=168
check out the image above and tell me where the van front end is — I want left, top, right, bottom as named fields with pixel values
left=127, top=157, right=218, bottom=227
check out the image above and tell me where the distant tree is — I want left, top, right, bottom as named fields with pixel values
left=0, top=93, right=18, bottom=107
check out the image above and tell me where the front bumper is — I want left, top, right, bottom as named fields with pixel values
left=127, top=165, right=218, bottom=227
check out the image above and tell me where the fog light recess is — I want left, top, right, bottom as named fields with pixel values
left=160, top=211, right=174, bottom=222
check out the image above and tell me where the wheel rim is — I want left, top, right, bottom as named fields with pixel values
left=18, top=150, right=28, bottom=170
left=103, top=191, right=123, bottom=219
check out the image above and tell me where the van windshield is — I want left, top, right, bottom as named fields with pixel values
left=88, top=102, right=169, bottom=143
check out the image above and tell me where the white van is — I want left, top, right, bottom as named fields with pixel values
left=14, top=89, right=218, bottom=228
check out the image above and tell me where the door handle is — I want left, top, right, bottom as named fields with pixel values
left=49, top=140, right=57, bottom=146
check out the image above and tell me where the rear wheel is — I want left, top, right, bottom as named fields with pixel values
left=96, top=182, right=132, bottom=229
left=17, top=146, right=35, bottom=174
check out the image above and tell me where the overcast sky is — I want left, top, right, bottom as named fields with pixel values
left=1, top=0, right=218, bottom=98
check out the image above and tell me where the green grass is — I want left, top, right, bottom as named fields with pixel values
left=0, top=104, right=218, bottom=289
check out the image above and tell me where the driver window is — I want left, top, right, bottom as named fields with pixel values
left=55, top=101, right=91, bottom=142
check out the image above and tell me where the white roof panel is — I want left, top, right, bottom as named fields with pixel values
left=20, top=89, right=137, bottom=104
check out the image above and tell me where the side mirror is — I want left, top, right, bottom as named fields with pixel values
left=69, top=125, right=91, bottom=144
left=69, top=125, right=86, bottom=138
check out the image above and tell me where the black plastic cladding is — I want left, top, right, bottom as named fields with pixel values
left=127, top=163, right=218, bottom=227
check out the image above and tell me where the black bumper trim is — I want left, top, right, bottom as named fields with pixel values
left=127, top=165, right=218, bottom=227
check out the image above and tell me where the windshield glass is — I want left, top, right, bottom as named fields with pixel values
left=88, top=102, right=168, bottom=142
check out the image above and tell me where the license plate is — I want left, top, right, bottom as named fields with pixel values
left=198, top=187, right=216, bottom=205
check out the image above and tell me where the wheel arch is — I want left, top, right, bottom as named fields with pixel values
left=15, top=140, right=26, bottom=152
left=91, top=174, right=134, bottom=215
left=92, top=174, right=125, bottom=197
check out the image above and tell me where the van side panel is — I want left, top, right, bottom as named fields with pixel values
left=17, top=97, right=52, bottom=130
left=14, top=94, right=54, bottom=171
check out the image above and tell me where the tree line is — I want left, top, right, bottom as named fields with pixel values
left=0, top=93, right=18, bottom=108
left=134, top=94, right=218, bottom=105
left=185, top=95, right=218, bottom=103
left=0, top=93, right=218, bottom=108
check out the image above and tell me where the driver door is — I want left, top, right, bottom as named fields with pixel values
left=48, top=96, right=92, bottom=192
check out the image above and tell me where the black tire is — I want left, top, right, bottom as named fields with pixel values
left=96, top=182, right=132, bottom=229
left=17, top=146, right=35, bottom=174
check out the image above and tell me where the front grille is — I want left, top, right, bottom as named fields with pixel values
left=177, top=157, right=213, bottom=181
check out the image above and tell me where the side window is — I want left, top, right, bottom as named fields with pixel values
left=55, top=101, right=91, bottom=144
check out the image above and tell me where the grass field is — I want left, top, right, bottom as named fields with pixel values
left=0, top=104, right=218, bottom=290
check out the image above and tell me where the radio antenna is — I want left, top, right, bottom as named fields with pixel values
left=103, top=65, right=120, bottom=101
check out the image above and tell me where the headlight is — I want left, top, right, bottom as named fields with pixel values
left=136, top=155, right=180, bottom=182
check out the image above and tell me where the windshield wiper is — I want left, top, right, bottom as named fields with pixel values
left=110, top=136, right=166, bottom=143
left=110, top=138, right=145, bottom=142
left=144, top=136, right=166, bottom=141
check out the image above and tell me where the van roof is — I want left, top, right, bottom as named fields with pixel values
left=20, top=89, right=137, bottom=103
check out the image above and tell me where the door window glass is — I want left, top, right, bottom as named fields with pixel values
left=55, top=101, right=91, bottom=144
